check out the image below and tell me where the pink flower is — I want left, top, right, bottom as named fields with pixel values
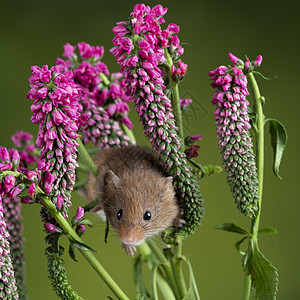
left=76, top=225, right=86, bottom=235
left=4, top=176, right=15, bottom=193
left=228, top=52, right=242, bottom=65
left=28, top=183, right=36, bottom=198
left=167, top=23, right=180, bottom=34
left=75, top=206, right=84, bottom=223
left=44, top=222, right=60, bottom=233
left=188, top=135, right=204, bottom=141
left=120, top=116, right=133, bottom=129
left=185, top=145, right=200, bottom=158
left=63, top=43, right=76, bottom=59
left=253, top=55, right=263, bottom=67
left=0, top=147, right=10, bottom=163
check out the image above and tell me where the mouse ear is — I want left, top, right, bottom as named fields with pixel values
left=105, top=170, right=121, bottom=188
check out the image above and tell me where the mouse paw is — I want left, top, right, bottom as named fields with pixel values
left=173, top=216, right=186, bottom=228
left=122, top=243, right=136, bottom=257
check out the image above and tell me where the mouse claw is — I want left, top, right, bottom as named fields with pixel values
left=122, top=243, right=136, bottom=257
left=173, top=217, right=186, bottom=228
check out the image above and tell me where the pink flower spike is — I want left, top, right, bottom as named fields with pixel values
left=75, top=206, right=84, bottom=223
left=44, top=222, right=60, bottom=233
left=28, top=183, right=36, bottom=198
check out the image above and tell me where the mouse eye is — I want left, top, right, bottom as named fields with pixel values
left=117, top=209, right=123, bottom=220
left=143, top=211, right=151, bottom=221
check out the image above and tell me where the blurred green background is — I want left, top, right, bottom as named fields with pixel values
left=0, top=0, right=299, bottom=299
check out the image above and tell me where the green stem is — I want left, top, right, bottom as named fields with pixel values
left=39, top=195, right=130, bottom=300
left=164, top=49, right=188, bottom=298
left=148, top=243, right=181, bottom=300
left=164, top=50, right=184, bottom=150
left=138, top=243, right=175, bottom=300
left=242, top=72, right=265, bottom=300
left=173, top=244, right=187, bottom=298
left=76, top=137, right=98, bottom=177
left=99, top=72, right=110, bottom=86
left=120, top=122, right=136, bottom=143
left=248, top=72, right=265, bottom=239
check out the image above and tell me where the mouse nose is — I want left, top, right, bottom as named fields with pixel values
left=119, top=224, right=144, bottom=246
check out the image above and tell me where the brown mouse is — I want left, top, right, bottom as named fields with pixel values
left=87, top=145, right=182, bottom=256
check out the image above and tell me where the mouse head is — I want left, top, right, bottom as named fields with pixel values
left=102, top=169, right=179, bottom=246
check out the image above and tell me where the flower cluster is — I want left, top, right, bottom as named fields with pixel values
left=209, top=53, right=259, bottom=217
left=81, top=102, right=130, bottom=149
left=111, top=4, right=204, bottom=243
left=11, top=131, right=38, bottom=167
left=57, top=42, right=132, bottom=150
left=27, top=64, right=81, bottom=218
left=0, top=198, right=19, bottom=299
left=2, top=196, right=26, bottom=298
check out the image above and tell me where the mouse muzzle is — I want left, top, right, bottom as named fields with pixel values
left=119, top=224, right=145, bottom=246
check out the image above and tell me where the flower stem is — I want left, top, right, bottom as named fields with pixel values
left=76, top=137, right=98, bottom=177
left=242, top=71, right=265, bottom=300
left=138, top=243, right=176, bottom=300
left=164, top=49, right=188, bottom=298
left=148, top=243, right=181, bottom=300
left=120, top=122, right=136, bottom=143
left=164, top=50, right=184, bottom=150
left=39, top=195, right=130, bottom=300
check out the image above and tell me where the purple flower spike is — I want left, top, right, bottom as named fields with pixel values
left=111, top=3, right=204, bottom=243
left=27, top=63, right=81, bottom=220
left=75, top=206, right=84, bottom=223
left=0, top=199, right=19, bottom=299
left=209, top=55, right=259, bottom=217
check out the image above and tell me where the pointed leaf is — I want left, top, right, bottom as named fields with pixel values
left=68, top=243, right=78, bottom=262
left=215, top=223, right=249, bottom=235
left=76, top=219, right=94, bottom=227
left=253, top=71, right=277, bottom=81
left=235, top=236, right=248, bottom=255
left=258, top=227, right=278, bottom=234
left=67, top=235, right=97, bottom=252
left=246, top=242, right=279, bottom=300
left=267, top=118, right=288, bottom=179
left=181, top=257, right=200, bottom=300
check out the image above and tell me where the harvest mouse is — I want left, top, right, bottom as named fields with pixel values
left=87, top=145, right=182, bottom=256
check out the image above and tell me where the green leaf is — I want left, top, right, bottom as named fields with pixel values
left=266, top=118, right=288, bottom=180
left=150, top=264, right=159, bottom=300
left=181, top=257, right=200, bottom=300
left=258, top=227, right=278, bottom=234
left=215, top=223, right=250, bottom=235
left=76, top=219, right=94, bottom=227
left=67, top=235, right=97, bottom=253
left=133, top=256, right=149, bottom=299
left=68, top=243, right=78, bottom=262
left=246, top=242, right=279, bottom=300
left=235, top=236, right=249, bottom=255
left=253, top=71, right=277, bottom=81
